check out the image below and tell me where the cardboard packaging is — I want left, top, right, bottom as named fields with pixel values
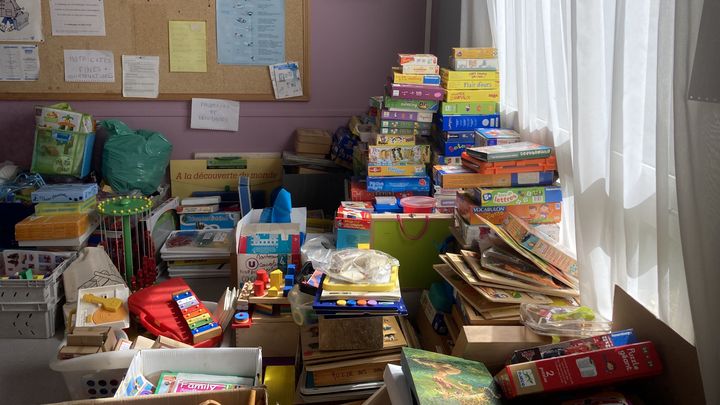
left=451, top=47, right=498, bottom=59
left=367, top=164, right=426, bottom=177
left=434, top=138, right=474, bottom=157
left=456, top=192, right=562, bottom=225
left=51, top=389, right=267, bottom=405
left=380, top=109, right=434, bottom=123
left=400, top=64, right=440, bottom=75
left=366, top=176, right=431, bottom=193
left=179, top=211, right=240, bottom=230
left=510, top=329, right=637, bottom=364
left=368, top=144, right=431, bottom=165
left=234, top=313, right=299, bottom=358
left=441, top=68, right=499, bottom=82
left=31, top=183, right=98, bottom=203
left=438, top=113, right=500, bottom=131
left=35, top=103, right=94, bottom=133
left=474, top=128, right=521, bottom=146
left=495, top=342, right=663, bottom=398
left=433, top=165, right=555, bottom=189
left=445, top=89, right=500, bottom=102
left=450, top=57, right=499, bottom=71
left=392, top=71, right=441, bottom=86
left=67, top=326, right=117, bottom=352
left=379, top=118, right=433, bottom=129
left=440, top=100, right=498, bottom=116
left=58, top=345, right=102, bottom=359
left=234, top=208, right=306, bottom=285
left=378, top=127, right=430, bottom=136
left=295, top=141, right=330, bottom=155
left=451, top=325, right=550, bottom=373
left=336, top=228, right=371, bottom=249
left=473, top=185, right=563, bottom=207
left=114, top=348, right=263, bottom=399
left=169, top=156, right=282, bottom=201
left=295, top=128, right=332, bottom=146
left=503, top=214, right=577, bottom=276
left=372, top=134, right=416, bottom=146
left=153, top=335, right=193, bottom=349
left=441, top=79, right=499, bottom=90
left=31, top=128, right=95, bottom=178
left=349, top=177, right=427, bottom=202
left=318, top=316, right=383, bottom=351
left=388, top=83, right=445, bottom=101
left=15, top=213, right=91, bottom=240
left=398, top=53, right=438, bottom=65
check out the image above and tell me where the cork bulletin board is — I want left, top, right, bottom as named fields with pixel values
left=0, top=0, right=309, bottom=101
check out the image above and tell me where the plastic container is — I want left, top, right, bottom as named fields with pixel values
left=14, top=213, right=91, bottom=240
left=49, top=329, right=135, bottom=400
left=400, top=196, right=436, bottom=213
left=0, top=252, right=75, bottom=304
left=288, top=284, right=317, bottom=326
left=0, top=299, right=59, bottom=338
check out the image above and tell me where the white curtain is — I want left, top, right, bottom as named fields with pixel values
left=484, top=0, right=695, bottom=344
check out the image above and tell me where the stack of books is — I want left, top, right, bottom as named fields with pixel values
left=360, top=54, right=441, bottom=208
left=159, top=229, right=232, bottom=278
left=433, top=210, right=578, bottom=329
left=296, top=264, right=409, bottom=403
left=17, top=183, right=99, bottom=248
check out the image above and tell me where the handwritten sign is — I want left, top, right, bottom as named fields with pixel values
left=64, top=50, right=115, bottom=82
left=191, top=98, right=240, bottom=132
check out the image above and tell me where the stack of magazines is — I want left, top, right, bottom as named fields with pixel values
left=160, top=229, right=232, bottom=278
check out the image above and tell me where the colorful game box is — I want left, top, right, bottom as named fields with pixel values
left=456, top=193, right=562, bottom=225
left=367, top=165, right=426, bottom=177
left=433, top=165, right=555, bottom=189
left=473, top=185, right=562, bottom=207
left=441, top=79, right=499, bottom=90
left=368, top=145, right=431, bottom=165
left=180, top=212, right=240, bottom=230
left=465, top=142, right=552, bottom=162
left=451, top=47, right=497, bottom=59
left=510, top=329, right=637, bottom=364
left=441, top=100, right=498, bottom=116
left=503, top=214, right=577, bottom=276
left=388, top=83, right=445, bottom=101
left=392, top=71, right=441, bottom=86
left=495, top=342, right=662, bottom=398
left=438, top=114, right=500, bottom=131
left=366, top=176, right=431, bottom=193
left=380, top=109, right=434, bottom=123
left=474, top=128, right=521, bottom=146
left=372, top=134, right=416, bottom=146
left=31, top=183, right=98, bottom=203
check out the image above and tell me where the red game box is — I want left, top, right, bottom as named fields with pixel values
left=495, top=341, right=662, bottom=398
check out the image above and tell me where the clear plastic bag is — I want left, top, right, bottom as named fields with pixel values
left=324, top=249, right=397, bottom=284
left=301, top=235, right=335, bottom=268
left=520, top=304, right=612, bottom=337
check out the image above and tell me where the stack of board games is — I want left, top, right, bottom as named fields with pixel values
left=362, top=54, right=442, bottom=204
left=160, top=229, right=232, bottom=278
left=17, top=183, right=99, bottom=248
left=297, top=315, right=408, bottom=403
left=434, top=211, right=578, bottom=325
left=177, top=196, right=240, bottom=231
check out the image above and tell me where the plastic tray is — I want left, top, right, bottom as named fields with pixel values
left=0, top=252, right=75, bottom=304
left=0, top=299, right=59, bottom=338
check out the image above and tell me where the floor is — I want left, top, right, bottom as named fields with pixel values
left=2, top=276, right=231, bottom=405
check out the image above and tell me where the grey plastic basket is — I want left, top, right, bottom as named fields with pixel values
left=0, top=252, right=76, bottom=304
left=0, top=299, right=59, bottom=338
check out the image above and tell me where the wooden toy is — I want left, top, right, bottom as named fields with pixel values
left=267, top=286, right=279, bottom=297
left=253, top=279, right=266, bottom=296
left=270, top=269, right=283, bottom=289
left=82, top=293, right=123, bottom=312
left=256, top=269, right=269, bottom=284
left=172, top=288, right=222, bottom=344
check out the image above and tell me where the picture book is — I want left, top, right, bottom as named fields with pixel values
left=400, top=347, right=502, bottom=405
left=466, top=142, right=552, bottom=162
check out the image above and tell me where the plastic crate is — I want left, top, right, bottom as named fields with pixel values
left=0, top=252, right=75, bottom=304
left=0, top=299, right=59, bottom=338
left=50, top=329, right=135, bottom=400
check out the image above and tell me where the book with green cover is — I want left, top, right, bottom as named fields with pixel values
left=400, top=347, right=502, bottom=404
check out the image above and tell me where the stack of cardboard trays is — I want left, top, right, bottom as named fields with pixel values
left=297, top=267, right=409, bottom=403
left=295, top=128, right=332, bottom=159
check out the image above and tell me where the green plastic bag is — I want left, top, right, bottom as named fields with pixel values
left=101, top=120, right=172, bottom=195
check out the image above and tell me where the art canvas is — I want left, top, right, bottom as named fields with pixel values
left=400, top=347, right=502, bottom=405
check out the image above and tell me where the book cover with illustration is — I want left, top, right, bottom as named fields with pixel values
left=400, top=347, right=502, bottom=404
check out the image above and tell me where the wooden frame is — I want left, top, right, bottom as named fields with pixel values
left=0, top=0, right=310, bottom=101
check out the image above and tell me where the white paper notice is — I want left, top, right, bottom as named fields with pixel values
left=64, top=50, right=114, bottom=82
left=0, top=0, right=43, bottom=42
left=49, top=0, right=106, bottom=36
left=191, top=98, right=240, bottom=132
left=122, top=55, right=159, bottom=98
left=0, top=44, right=39, bottom=80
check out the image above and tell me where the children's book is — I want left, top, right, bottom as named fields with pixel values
left=400, top=347, right=502, bottom=404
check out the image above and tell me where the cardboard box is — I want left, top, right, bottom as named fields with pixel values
left=67, top=326, right=117, bottom=352
left=318, top=316, right=383, bottom=351
left=115, top=348, right=263, bottom=398
left=503, top=214, right=577, bottom=276
left=50, top=388, right=267, bottom=405
left=179, top=211, right=239, bottom=230
left=451, top=47, right=498, bottom=59
left=169, top=156, right=282, bottom=201
left=233, top=208, right=305, bottom=285
left=153, top=335, right=193, bottom=349
left=367, top=164, right=426, bottom=177
left=366, top=176, right=431, bottom=193
left=368, top=144, right=431, bottom=165
left=440, top=100, right=498, bottom=116
left=295, top=128, right=332, bottom=146
left=495, top=341, right=662, bottom=398
left=456, top=192, right=562, bottom=225
left=510, top=329, right=637, bottom=364
left=58, top=345, right=102, bottom=359
left=372, top=134, right=416, bottom=146
left=450, top=326, right=550, bottom=374
left=131, top=335, right=156, bottom=350
left=295, top=141, right=330, bottom=155
left=473, top=185, right=563, bottom=207
left=234, top=313, right=299, bottom=358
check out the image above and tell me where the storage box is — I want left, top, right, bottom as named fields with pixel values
left=0, top=299, right=59, bottom=338
left=15, top=213, right=92, bottom=241
left=392, top=71, right=442, bottom=86
left=52, top=389, right=268, bottom=404
left=367, top=164, right=426, bottom=177
left=169, top=156, right=282, bottom=201
left=234, top=313, right=298, bottom=358
left=295, top=128, right=332, bottom=146
left=35, top=197, right=97, bottom=216
left=451, top=326, right=550, bottom=373
left=35, top=103, right=94, bottom=133
left=495, top=342, right=662, bottom=398
left=31, top=183, right=99, bottom=203
left=31, top=128, right=95, bottom=178
left=115, top=348, right=263, bottom=398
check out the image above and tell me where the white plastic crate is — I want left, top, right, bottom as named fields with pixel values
left=0, top=299, right=59, bottom=338
left=0, top=252, right=76, bottom=304
left=50, top=329, right=136, bottom=400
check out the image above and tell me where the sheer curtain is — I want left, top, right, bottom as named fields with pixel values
left=483, top=0, right=694, bottom=343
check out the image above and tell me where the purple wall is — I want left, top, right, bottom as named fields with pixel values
left=0, top=0, right=426, bottom=168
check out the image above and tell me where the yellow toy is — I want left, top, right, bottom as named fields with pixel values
left=82, top=293, right=123, bottom=312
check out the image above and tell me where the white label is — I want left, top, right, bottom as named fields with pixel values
left=516, top=369, right=537, bottom=388
left=517, top=172, right=540, bottom=185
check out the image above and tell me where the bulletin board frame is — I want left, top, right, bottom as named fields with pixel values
left=0, top=0, right=310, bottom=101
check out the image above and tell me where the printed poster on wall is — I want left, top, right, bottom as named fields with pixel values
left=216, top=0, right=285, bottom=65
left=0, top=0, right=43, bottom=42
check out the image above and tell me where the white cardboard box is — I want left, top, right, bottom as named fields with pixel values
left=115, top=348, right=263, bottom=399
